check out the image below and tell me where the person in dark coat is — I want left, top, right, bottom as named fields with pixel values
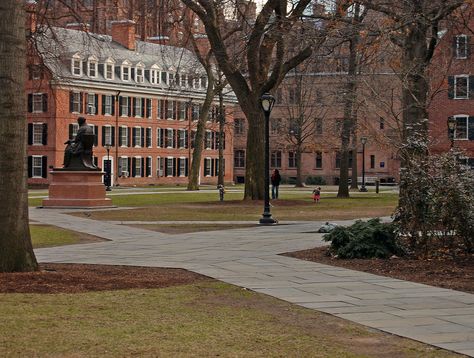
left=271, top=169, right=281, bottom=199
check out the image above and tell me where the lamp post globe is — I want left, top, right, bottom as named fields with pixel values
left=259, top=92, right=277, bottom=225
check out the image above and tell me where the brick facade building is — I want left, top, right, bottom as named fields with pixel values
left=26, top=20, right=236, bottom=186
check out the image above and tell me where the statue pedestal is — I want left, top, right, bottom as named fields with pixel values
left=42, top=170, right=113, bottom=208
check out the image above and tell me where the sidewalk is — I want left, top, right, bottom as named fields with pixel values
left=30, top=208, right=474, bottom=357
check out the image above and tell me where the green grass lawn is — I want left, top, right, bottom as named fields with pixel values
left=30, top=225, right=98, bottom=248
left=0, top=281, right=454, bottom=357
left=69, top=192, right=399, bottom=222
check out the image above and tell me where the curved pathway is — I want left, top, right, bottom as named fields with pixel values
left=30, top=208, right=474, bottom=357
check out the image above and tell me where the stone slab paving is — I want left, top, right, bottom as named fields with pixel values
left=30, top=208, right=474, bottom=357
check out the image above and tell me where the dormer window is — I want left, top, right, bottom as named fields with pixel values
left=87, top=56, right=98, bottom=78
left=150, top=64, right=160, bottom=85
left=201, top=76, right=208, bottom=89
left=104, top=57, right=115, bottom=80
left=121, top=60, right=132, bottom=81
left=161, top=71, right=168, bottom=85
left=71, top=54, right=82, bottom=76
left=180, top=74, right=187, bottom=87
left=135, top=62, right=145, bottom=83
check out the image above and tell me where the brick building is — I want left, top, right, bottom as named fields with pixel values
left=428, top=11, right=474, bottom=165
left=232, top=70, right=401, bottom=185
left=26, top=20, right=236, bottom=186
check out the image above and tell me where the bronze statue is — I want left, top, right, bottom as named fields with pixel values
left=63, top=117, right=99, bottom=170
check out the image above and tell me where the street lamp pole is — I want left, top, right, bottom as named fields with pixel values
left=259, top=93, right=277, bottom=225
left=447, top=116, right=457, bottom=149
left=359, top=136, right=368, bottom=192
left=105, top=143, right=112, bottom=191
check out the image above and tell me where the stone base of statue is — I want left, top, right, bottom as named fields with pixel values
left=42, top=170, right=113, bottom=208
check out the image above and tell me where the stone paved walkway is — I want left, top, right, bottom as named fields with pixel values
left=30, top=208, right=474, bottom=357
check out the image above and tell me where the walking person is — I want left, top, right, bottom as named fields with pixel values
left=271, top=169, right=281, bottom=199
left=312, top=186, right=321, bottom=203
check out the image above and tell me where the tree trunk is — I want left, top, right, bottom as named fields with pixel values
left=187, top=74, right=215, bottom=191
left=350, top=131, right=359, bottom=190
left=243, top=102, right=265, bottom=200
left=295, top=145, right=304, bottom=187
left=399, top=25, right=430, bottom=203
left=0, top=0, right=38, bottom=272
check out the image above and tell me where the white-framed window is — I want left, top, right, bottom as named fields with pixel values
left=134, top=127, right=142, bottom=147
left=121, top=60, right=132, bottom=81
left=157, top=128, right=162, bottom=148
left=135, top=62, right=145, bottom=83
left=167, top=101, right=175, bottom=119
left=179, top=102, right=186, bottom=120
left=104, top=95, right=113, bottom=115
left=192, top=104, right=200, bottom=121
left=71, top=54, right=82, bottom=76
left=104, top=125, right=112, bottom=146
left=104, top=57, right=115, bottom=80
left=179, top=129, right=186, bottom=148
left=71, top=123, right=79, bottom=138
left=166, top=157, right=174, bottom=177
left=32, top=123, right=44, bottom=145
left=271, top=150, right=281, bottom=168
left=193, top=77, right=200, bottom=89
left=456, top=35, right=468, bottom=59
left=455, top=75, right=469, bottom=99
left=120, top=126, right=128, bottom=147
left=71, top=92, right=81, bottom=113
left=180, top=74, right=187, bottom=87
left=119, top=156, right=129, bottom=177
left=166, top=128, right=174, bottom=148
left=234, top=150, right=245, bottom=168
left=120, top=96, right=129, bottom=116
left=179, top=157, right=186, bottom=177
left=157, top=99, right=163, bottom=119
left=134, top=156, right=142, bottom=177
left=157, top=156, right=164, bottom=177
left=204, top=157, right=212, bottom=176
left=32, top=155, right=43, bottom=178
left=135, top=97, right=143, bottom=117
left=150, top=64, right=160, bottom=85
left=454, top=115, right=469, bottom=140
left=87, top=93, right=96, bottom=114
left=205, top=131, right=212, bottom=149
left=169, top=72, right=175, bottom=86
left=87, top=56, right=98, bottom=78
left=32, top=93, right=44, bottom=113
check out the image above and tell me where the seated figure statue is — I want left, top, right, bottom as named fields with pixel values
left=63, top=117, right=99, bottom=170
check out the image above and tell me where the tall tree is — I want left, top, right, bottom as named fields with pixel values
left=357, top=0, right=465, bottom=195
left=0, top=0, right=38, bottom=272
left=180, top=0, right=315, bottom=199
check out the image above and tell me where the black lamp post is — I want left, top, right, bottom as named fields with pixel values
left=359, top=136, right=368, bottom=192
left=259, top=92, right=277, bottom=225
left=104, top=143, right=112, bottom=191
left=447, top=116, right=457, bottom=149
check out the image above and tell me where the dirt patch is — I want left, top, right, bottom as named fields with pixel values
left=0, top=264, right=209, bottom=294
left=285, top=247, right=474, bottom=294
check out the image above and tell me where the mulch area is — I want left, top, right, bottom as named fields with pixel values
left=285, top=247, right=474, bottom=294
left=0, top=264, right=209, bottom=294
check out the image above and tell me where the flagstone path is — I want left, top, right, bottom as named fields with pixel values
left=30, top=208, right=474, bottom=357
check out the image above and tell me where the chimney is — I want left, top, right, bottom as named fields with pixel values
left=147, top=36, right=170, bottom=46
left=25, top=0, right=37, bottom=35
left=111, top=20, right=136, bottom=50
left=66, top=23, right=90, bottom=32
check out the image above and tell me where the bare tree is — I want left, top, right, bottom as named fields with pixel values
left=181, top=0, right=316, bottom=199
left=0, top=1, right=38, bottom=272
